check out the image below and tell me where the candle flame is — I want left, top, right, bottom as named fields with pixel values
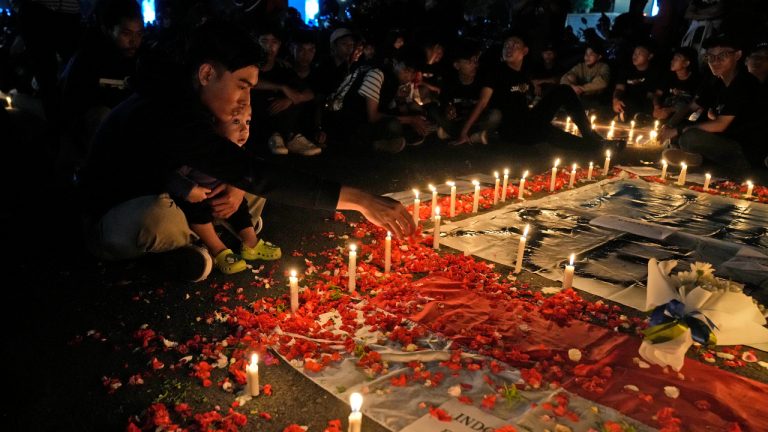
left=350, top=392, right=363, bottom=412
left=386, top=231, right=391, bottom=238
left=522, top=170, right=529, bottom=179
left=650, top=130, right=657, bottom=138
left=747, top=180, right=753, bottom=186
left=571, top=163, right=577, bottom=171
left=523, top=224, right=530, bottom=237
left=504, top=168, right=509, bottom=175
left=681, top=162, right=687, bottom=168
left=472, top=180, right=479, bottom=186
left=635, top=135, right=643, bottom=144
left=290, top=270, right=296, bottom=278
left=435, top=206, right=441, bottom=216
left=605, top=150, right=611, bottom=158
left=662, top=159, right=667, bottom=166
left=412, top=189, right=419, bottom=198
left=566, top=116, right=571, bottom=122
left=630, top=120, right=636, bottom=127
left=589, top=161, right=593, bottom=167
left=349, top=244, right=357, bottom=252
left=250, top=353, right=258, bottom=366
left=494, top=171, right=499, bottom=178
left=446, top=181, right=455, bottom=187
left=590, top=115, right=596, bottom=123
left=654, top=120, right=660, bottom=129
left=428, top=183, right=436, bottom=191
left=554, top=158, right=560, bottom=167
left=610, top=120, right=615, bottom=127
left=569, top=253, right=574, bottom=266
left=705, top=173, right=711, bottom=178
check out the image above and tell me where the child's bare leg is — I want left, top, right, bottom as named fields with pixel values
left=190, top=223, right=227, bottom=256
left=239, top=227, right=258, bottom=249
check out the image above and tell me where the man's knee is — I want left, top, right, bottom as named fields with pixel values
left=678, top=128, right=709, bottom=151
left=137, top=195, right=193, bottom=253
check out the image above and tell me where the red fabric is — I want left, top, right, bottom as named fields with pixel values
left=386, top=276, right=768, bottom=431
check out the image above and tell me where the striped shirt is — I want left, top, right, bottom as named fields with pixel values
left=358, top=69, right=384, bottom=104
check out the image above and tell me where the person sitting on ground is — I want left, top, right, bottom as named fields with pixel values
left=315, top=27, right=359, bottom=97
left=287, top=29, right=327, bottom=148
left=612, top=41, right=661, bottom=123
left=79, top=20, right=416, bottom=282
left=461, top=33, right=607, bottom=149
left=251, top=24, right=321, bottom=156
left=325, top=45, right=433, bottom=153
left=659, top=35, right=768, bottom=174
left=168, top=105, right=281, bottom=275
left=416, top=36, right=447, bottom=104
left=530, top=43, right=564, bottom=97
left=653, top=47, right=700, bottom=122
left=430, top=40, right=501, bottom=145
left=58, top=0, right=143, bottom=172
left=745, top=42, right=768, bottom=86
left=560, top=41, right=611, bottom=109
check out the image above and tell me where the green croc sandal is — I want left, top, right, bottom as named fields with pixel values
left=214, top=249, right=247, bottom=274
left=241, top=239, right=282, bottom=261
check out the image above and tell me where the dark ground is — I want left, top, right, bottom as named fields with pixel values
left=2, top=120, right=766, bottom=431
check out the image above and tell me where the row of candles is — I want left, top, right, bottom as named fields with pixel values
left=245, top=353, right=364, bottom=431
left=566, top=116, right=662, bottom=145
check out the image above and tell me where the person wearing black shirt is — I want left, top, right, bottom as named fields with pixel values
left=79, top=20, right=416, bottom=281
left=660, top=35, right=768, bottom=174
left=653, top=47, right=700, bottom=122
left=612, top=42, right=661, bottom=123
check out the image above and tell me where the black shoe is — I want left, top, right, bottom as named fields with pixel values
left=159, top=245, right=213, bottom=282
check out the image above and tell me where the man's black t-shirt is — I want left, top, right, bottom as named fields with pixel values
left=659, top=72, right=700, bottom=105
left=485, top=62, right=532, bottom=123
left=617, top=65, right=660, bottom=104
left=440, top=72, right=487, bottom=119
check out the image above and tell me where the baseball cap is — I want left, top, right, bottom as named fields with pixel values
left=330, top=28, right=357, bottom=46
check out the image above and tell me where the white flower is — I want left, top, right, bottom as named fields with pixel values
left=664, top=386, right=680, bottom=398
left=690, top=262, right=714, bottom=279
left=567, top=349, right=582, bottom=362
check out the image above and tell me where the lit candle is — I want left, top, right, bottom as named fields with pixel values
left=432, top=206, right=441, bottom=249
left=4, top=96, right=10, bottom=109
left=628, top=129, right=634, bottom=142
left=493, top=171, right=500, bottom=204
left=568, top=163, right=577, bottom=188
left=246, top=353, right=259, bottom=396
left=518, top=170, right=528, bottom=200
left=447, top=181, right=456, bottom=218
left=428, top=184, right=437, bottom=221
left=348, top=392, right=363, bottom=432
left=703, top=173, right=711, bottom=192
left=412, top=189, right=420, bottom=225
left=384, top=231, right=391, bottom=274
left=654, top=120, right=660, bottom=131
left=514, top=224, right=529, bottom=274
left=501, top=168, right=509, bottom=202
left=472, top=180, right=480, bottom=213
left=562, top=254, right=575, bottom=289
left=549, top=158, right=560, bottom=192
left=590, top=114, right=596, bottom=127
left=587, top=161, right=594, bottom=181
left=635, top=135, right=643, bottom=146
left=745, top=180, right=754, bottom=198
left=565, top=116, right=571, bottom=132
left=676, top=162, right=687, bottom=186
left=630, top=120, right=635, bottom=132
left=289, top=270, right=299, bottom=313
left=660, top=159, right=668, bottom=180
left=603, top=150, right=611, bottom=175
left=607, top=121, right=615, bottom=139
left=348, top=244, right=357, bottom=292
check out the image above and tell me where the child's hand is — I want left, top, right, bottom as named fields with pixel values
left=187, top=185, right=211, bottom=203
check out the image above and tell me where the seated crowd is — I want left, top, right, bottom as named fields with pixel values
left=2, top=0, right=767, bottom=280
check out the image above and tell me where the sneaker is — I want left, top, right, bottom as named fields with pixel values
left=214, top=249, right=247, bottom=274
left=661, top=148, right=703, bottom=167
left=286, top=134, right=322, bottom=156
left=160, top=245, right=212, bottom=282
left=372, top=137, right=406, bottom=153
left=469, top=130, right=488, bottom=145
left=437, top=127, right=451, bottom=140
left=268, top=133, right=289, bottom=155
left=241, top=239, right=282, bottom=261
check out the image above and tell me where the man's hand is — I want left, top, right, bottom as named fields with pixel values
left=653, top=106, right=672, bottom=120
left=451, top=129, right=471, bottom=146
left=337, top=186, right=416, bottom=239
left=282, top=86, right=303, bottom=104
left=612, top=98, right=625, bottom=113
left=269, top=98, right=293, bottom=115
left=186, top=185, right=211, bottom=203
left=570, top=84, right=584, bottom=95
left=658, top=125, right=678, bottom=142
left=209, top=184, right=246, bottom=219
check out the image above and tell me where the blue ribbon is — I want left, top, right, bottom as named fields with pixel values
left=649, top=299, right=717, bottom=345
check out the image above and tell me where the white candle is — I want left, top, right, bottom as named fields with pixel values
left=587, top=162, right=593, bottom=181
left=432, top=206, right=441, bottom=249
left=348, top=244, right=357, bottom=292
left=4, top=96, right=10, bottom=109
left=630, top=120, right=635, bottom=132
left=447, top=181, right=456, bottom=217
left=607, top=121, right=614, bottom=139
left=603, top=150, right=611, bottom=175
left=649, top=130, right=657, bottom=144
left=246, top=353, right=259, bottom=396
left=348, top=392, right=363, bottom=432
left=289, top=270, right=299, bottom=313
left=660, top=159, right=668, bottom=180
left=654, top=120, right=660, bottom=131
left=412, top=189, right=420, bottom=225
left=549, top=158, right=560, bottom=192
left=628, top=129, right=634, bottom=142
left=518, top=170, right=528, bottom=200
left=676, top=163, right=687, bottom=186
left=745, top=181, right=754, bottom=198
left=635, top=135, right=643, bottom=146
left=428, top=184, right=437, bottom=221
left=703, top=173, right=711, bottom=192
left=493, top=172, right=500, bottom=205
left=565, top=116, right=571, bottom=132
left=501, top=168, right=509, bottom=202
left=562, top=254, right=575, bottom=289
left=568, top=163, right=577, bottom=188
left=472, top=180, right=480, bottom=213
left=590, top=114, right=596, bottom=127
left=514, top=224, right=529, bottom=274
left=384, top=231, right=391, bottom=274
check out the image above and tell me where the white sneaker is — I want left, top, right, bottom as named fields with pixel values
left=285, top=134, right=322, bottom=156
left=268, top=133, right=288, bottom=155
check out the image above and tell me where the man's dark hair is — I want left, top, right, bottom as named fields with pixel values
left=452, top=40, right=481, bottom=62
left=586, top=40, right=606, bottom=58
left=634, top=38, right=657, bottom=54
left=185, top=19, right=264, bottom=74
left=673, top=46, right=698, bottom=68
left=290, top=29, right=318, bottom=46
left=96, top=0, right=142, bottom=30
left=254, top=20, right=285, bottom=41
left=703, top=34, right=741, bottom=51
left=393, top=45, right=424, bottom=71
